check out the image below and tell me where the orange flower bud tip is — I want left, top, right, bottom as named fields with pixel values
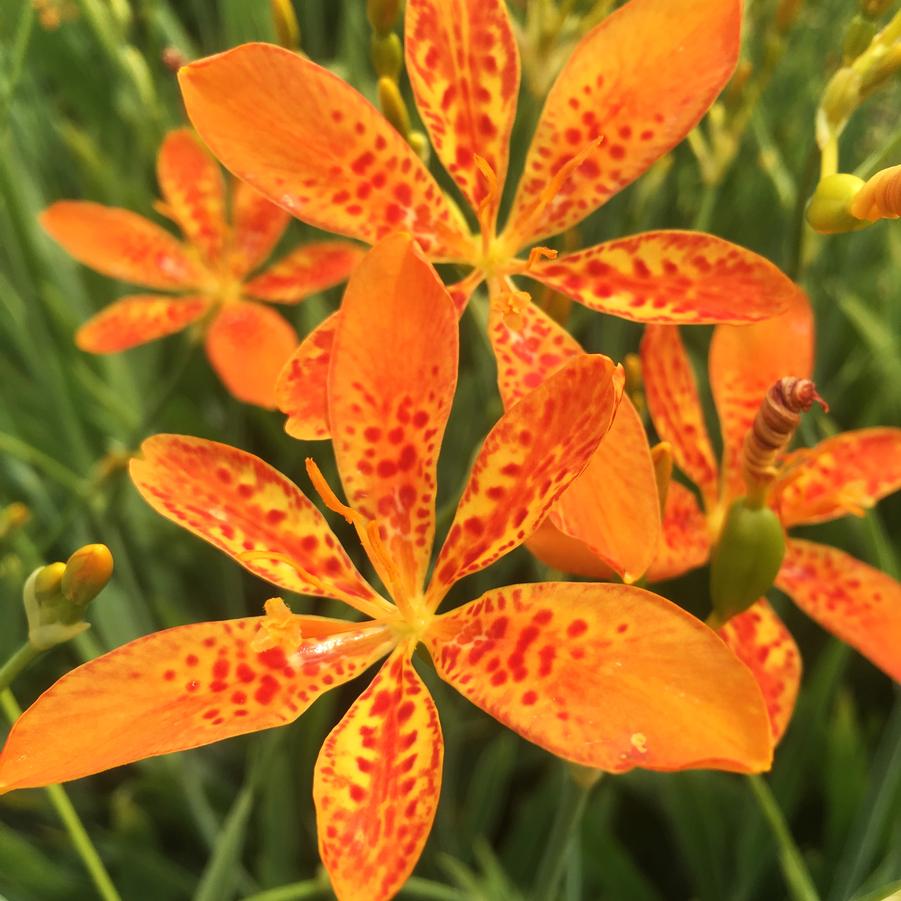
left=61, top=543, right=114, bottom=607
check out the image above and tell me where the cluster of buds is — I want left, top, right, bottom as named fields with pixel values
left=807, top=165, right=901, bottom=233
left=23, top=544, right=113, bottom=651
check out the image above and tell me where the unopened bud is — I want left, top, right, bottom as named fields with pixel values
left=271, top=0, right=301, bottom=50
left=33, top=562, right=66, bottom=603
left=408, top=130, right=430, bottom=163
left=651, top=442, right=673, bottom=514
left=371, top=32, right=402, bottom=80
left=378, top=77, right=411, bottom=137
left=806, top=173, right=869, bottom=233
left=61, top=544, right=114, bottom=607
left=817, top=67, right=862, bottom=144
left=367, top=0, right=401, bottom=35
left=0, top=502, right=29, bottom=539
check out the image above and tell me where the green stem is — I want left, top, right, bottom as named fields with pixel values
left=0, top=643, right=39, bottom=692
left=529, top=765, right=598, bottom=901
left=1, top=691, right=122, bottom=901
left=747, top=775, right=820, bottom=901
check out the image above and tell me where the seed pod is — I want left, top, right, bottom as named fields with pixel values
left=709, top=499, right=786, bottom=625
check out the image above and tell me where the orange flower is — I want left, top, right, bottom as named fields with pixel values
left=0, top=236, right=773, bottom=901
left=41, top=129, right=363, bottom=408
left=177, top=0, right=798, bottom=432
left=629, top=290, right=900, bottom=742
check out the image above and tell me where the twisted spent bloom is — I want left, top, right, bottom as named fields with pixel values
left=41, top=129, right=363, bottom=407
left=0, top=236, right=773, bottom=901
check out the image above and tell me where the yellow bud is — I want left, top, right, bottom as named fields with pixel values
left=651, top=442, right=673, bottom=514
left=817, top=67, right=862, bottom=143
left=408, top=130, right=430, bottom=163
left=33, top=562, right=66, bottom=603
left=371, top=32, right=402, bottom=80
left=367, top=0, right=401, bottom=35
left=270, top=0, right=301, bottom=51
left=0, top=502, right=29, bottom=539
left=805, top=173, right=869, bottom=233
left=62, top=543, right=114, bottom=607
left=378, top=77, right=411, bottom=137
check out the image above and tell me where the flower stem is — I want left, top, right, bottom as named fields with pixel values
left=1, top=690, right=122, bottom=901
left=0, top=643, right=39, bottom=693
left=529, top=764, right=600, bottom=901
left=747, top=774, right=820, bottom=901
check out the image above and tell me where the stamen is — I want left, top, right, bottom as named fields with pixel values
left=251, top=597, right=305, bottom=653
left=305, top=458, right=356, bottom=523
left=495, top=283, right=531, bottom=331
left=525, top=246, right=558, bottom=271
left=473, top=153, right=500, bottom=251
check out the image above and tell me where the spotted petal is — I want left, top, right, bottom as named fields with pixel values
left=773, top=429, right=901, bottom=527
left=244, top=241, right=364, bottom=303
left=76, top=294, right=211, bottom=353
left=717, top=601, right=801, bottom=744
left=157, top=129, right=227, bottom=265
left=329, top=236, right=458, bottom=598
left=710, top=289, right=814, bottom=503
left=130, top=435, right=389, bottom=617
left=528, top=232, right=795, bottom=325
left=641, top=325, right=718, bottom=509
left=776, top=540, right=901, bottom=683
left=314, top=648, right=442, bottom=901
left=405, top=0, right=519, bottom=227
left=428, top=355, right=618, bottom=606
left=502, top=0, right=740, bottom=248
left=180, top=43, right=474, bottom=260
left=644, top=482, right=711, bottom=584
left=41, top=202, right=202, bottom=290
left=426, top=582, right=772, bottom=773
left=276, top=312, right=337, bottom=441
left=205, top=301, right=297, bottom=408
left=228, top=179, right=292, bottom=277
left=0, top=615, right=394, bottom=792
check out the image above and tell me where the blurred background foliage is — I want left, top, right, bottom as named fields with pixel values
left=0, top=0, right=899, bottom=899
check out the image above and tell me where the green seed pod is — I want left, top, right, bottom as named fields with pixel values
left=805, top=173, right=869, bottom=234
left=709, top=499, right=786, bottom=625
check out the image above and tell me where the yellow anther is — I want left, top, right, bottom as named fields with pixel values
left=252, top=597, right=304, bottom=653
left=525, top=246, right=558, bottom=271
left=497, top=287, right=531, bottom=331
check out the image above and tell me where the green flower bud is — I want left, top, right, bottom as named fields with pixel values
left=805, top=173, right=869, bottom=233
left=371, top=32, right=402, bottom=80
left=378, top=77, right=411, bottom=137
left=709, top=500, right=786, bottom=625
left=367, top=0, right=401, bottom=35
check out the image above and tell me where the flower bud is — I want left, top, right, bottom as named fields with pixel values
left=61, top=544, right=114, bottom=608
left=367, top=0, right=401, bottom=35
left=371, top=32, right=402, bottom=80
left=0, top=502, right=29, bottom=539
left=409, top=131, right=430, bottom=163
left=805, top=173, right=869, bottom=233
left=709, top=500, right=786, bottom=625
left=271, top=0, right=300, bottom=50
left=377, top=77, right=411, bottom=137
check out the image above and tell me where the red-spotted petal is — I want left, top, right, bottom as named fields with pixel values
left=644, top=481, right=712, bottom=583
left=130, top=435, right=389, bottom=617
left=502, top=0, right=740, bottom=247
left=157, top=129, right=227, bottom=265
left=41, top=201, right=202, bottom=290
left=0, top=615, right=395, bottom=792
left=528, top=232, right=795, bottom=324
left=76, top=294, right=211, bottom=353
left=228, top=179, right=292, bottom=277
left=549, top=396, right=661, bottom=583
left=405, top=0, right=519, bottom=227
left=314, top=648, right=442, bottom=901
left=526, top=517, right=619, bottom=580
left=179, top=43, right=474, bottom=261
left=428, top=355, right=618, bottom=606
left=276, top=312, right=337, bottom=441
left=426, top=582, right=772, bottom=773
left=244, top=241, right=364, bottom=303
left=773, top=429, right=901, bottom=527
left=205, top=301, right=297, bottom=408
left=641, top=325, right=718, bottom=509
left=776, top=540, right=901, bottom=683
left=717, top=601, right=801, bottom=744
left=710, top=289, right=814, bottom=504
left=330, top=235, right=458, bottom=598
left=448, top=269, right=485, bottom=314
left=488, top=277, right=582, bottom=407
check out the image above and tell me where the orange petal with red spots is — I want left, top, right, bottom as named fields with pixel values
left=526, top=518, right=619, bottom=580
left=777, top=540, right=901, bottom=683
left=157, top=129, right=227, bottom=265
left=428, top=355, right=618, bottom=606
left=314, top=648, right=442, bottom=901
left=549, top=396, right=661, bottom=583
left=502, top=0, right=740, bottom=247
left=244, top=241, right=364, bottom=303
left=717, top=600, right=801, bottom=744
left=644, top=482, right=712, bottom=584
left=487, top=278, right=582, bottom=407
left=205, top=301, right=297, bottom=408
left=405, top=0, right=519, bottom=227
left=710, top=289, right=814, bottom=503
left=426, top=581, right=772, bottom=773
left=41, top=201, right=202, bottom=290
left=528, top=232, right=795, bottom=325
left=130, top=435, right=389, bottom=617
left=641, top=325, right=718, bottom=509
left=276, top=312, right=337, bottom=442
left=773, top=428, right=901, bottom=527
left=448, top=269, right=485, bottom=314
left=76, top=294, right=211, bottom=353
left=228, top=179, right=292, bottom=277
left=0, top=615, right=395, bottom=792
left=179, top=43, right=474, bottom=261
left=330, top=235, right=458, bottom=598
